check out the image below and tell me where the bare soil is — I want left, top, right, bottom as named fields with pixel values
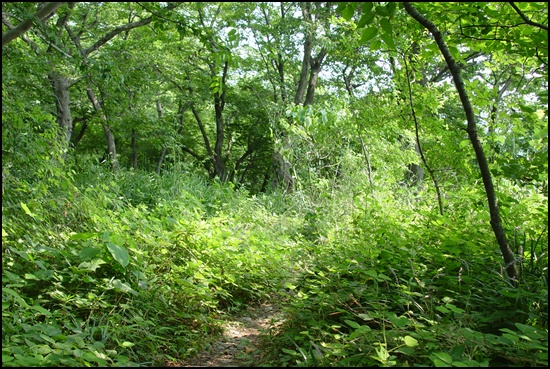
left=173, top=302, right=286, bottom=367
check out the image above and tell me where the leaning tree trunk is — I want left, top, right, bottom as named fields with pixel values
left=403, top=2, right=519, bottom=286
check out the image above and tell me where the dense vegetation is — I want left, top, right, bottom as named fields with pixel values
left=2, top=2, right=548, bottom=367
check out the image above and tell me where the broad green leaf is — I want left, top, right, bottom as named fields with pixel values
left=404, top=335, right=418, bottom=347
left=362, top=2, right=373, bottom=13
left=370, top=39, right=382, bottom=50
left=336, top=3, right=347, bottom=12
left=79, top=247, right=101, bottom=261
left=386, top=2, right=397, bottom=16
left=380, top=18, right=392, bottom=35
left=342, top=5, right=355, bottom=21
left=380, top=32, right=395, bottom=49
left=433, top=352, right=453, bottom=364
left=106, top=242, right=130, bottom=268
left=360, top=27, right=378, bottom=43
left=357, top=11, right=375, bottom=28
left=120, top=341, right=135, bottom=348
left=375, top=5, right=390, bottom=16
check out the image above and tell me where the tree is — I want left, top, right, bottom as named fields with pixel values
left=2, top=2, right=64, bottom=47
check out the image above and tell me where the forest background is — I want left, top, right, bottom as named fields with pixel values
left=2, top=2, right=548, bottom=367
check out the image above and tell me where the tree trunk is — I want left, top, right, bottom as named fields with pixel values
left=403, top=2, right=519, bottom=286
left=303, top=47, right=327, bottom=106
left=86, top=86, right=119, bottom=171
left=295, top=2, right=313, bottom=105
left=272, top=150, right=293, bottom=191
left=49, top=72, right=73, bottom=157
left=214, top=92, right=227, bottom=181
left=212, top=59, right=229, bottom=181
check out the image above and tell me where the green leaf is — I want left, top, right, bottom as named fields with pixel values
left=370, top=39, right=382, bottom=50
left=336, top=3, right=347, bottom=12
left=358, top=11, right=375, bottom=28
left=404, top=335, right=418, bottom=347
left=112, top=279, right=138, bottom=296
left=70, top=232, right=98, bottom=241
left=342, top=5, right=356, bottom=21
left=360, top=27, right=378, bottom=43
left=362, top=2, right=373, bottom=13
left=120, top=341, right=135, bottom=348
left=345, top=319, right=361, bottom=329
left=3, top=288, right=30, bottom=308
left=30, top=305, right=52, bottom=317
left=365, top=270, right=378, bottom=278
left=106, top=242, right=130, bottom=268
left=380, top=18, right=393, bottom=35
left=380, top=32, right=395, bottom=49
left=432, top=352, right=453, bottom=364
left=78, top=258, right=106, bottom=272
left=20, top=202, right=35, bottom=217
left=386, top=2, right=397, bottom=16
left=375, top=5, right=390, bottom=16
left=79, top=247, right=101, bottom=261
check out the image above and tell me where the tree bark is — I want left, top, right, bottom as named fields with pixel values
left=295, top=2, right=313, bottom=105
left=49, top=72, right=73, bottom=157
left=304, top=47, right=327, bottom=106
left=212, top=60, right=229, bottom=181
left=403, top=2, right=519, bottom=285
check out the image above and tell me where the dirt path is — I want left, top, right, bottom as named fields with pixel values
left=174, top=302, right=286, bottom=367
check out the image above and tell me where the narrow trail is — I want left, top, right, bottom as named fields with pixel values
left=173, top=302, right=286, bottom=367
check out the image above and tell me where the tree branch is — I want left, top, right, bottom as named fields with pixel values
left=508, top=2, right=548, bottom=31
left=2, top=2, right=64, bottom=47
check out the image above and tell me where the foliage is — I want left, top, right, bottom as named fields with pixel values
left=2, top=1, right=548, bottom=367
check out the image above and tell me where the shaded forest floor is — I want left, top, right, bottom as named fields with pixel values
left=174, top=302, right=287, bottom=367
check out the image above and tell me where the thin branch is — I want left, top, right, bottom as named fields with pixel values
left=403, top=55, right=444, bottom=216
left=508, top=2, right=548, bottom=31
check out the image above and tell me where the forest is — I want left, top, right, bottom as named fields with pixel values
left=1, top=1, right=548, bottom=367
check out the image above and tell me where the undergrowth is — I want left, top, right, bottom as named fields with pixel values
left=2, top=163, right=302, bottom=366
left=2, top=162, right=548, bottom=367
